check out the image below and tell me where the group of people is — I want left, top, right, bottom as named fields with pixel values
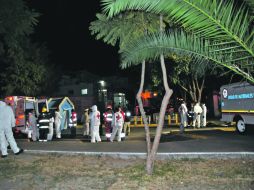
left=82, top=105, right=131, bottom=143
left=23, top=108, right=61, bottom=142
left=178, top=101, right=207, bottom=131
left=24, top=108, right=77, bottom=142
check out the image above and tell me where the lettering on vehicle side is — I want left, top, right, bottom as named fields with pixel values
left=227, top=93, right=254, bottom=100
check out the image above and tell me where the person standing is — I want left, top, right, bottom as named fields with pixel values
left=47, top=112, right=54, bottom=141
left=90, top=105, right=101, bottom=143
left=83, top=108, right=90, bottom=136
left=29, top=110, right=38, bottom=142
left=110, top=107, right=124, bottom=142
left=69, top=109, right=77, bottom=138
left=201, top=103, right=207, bottom=127
left=124, top=109, right=131, bottom=136
left=0, top=100, right=23, bottom=158
left=187, top=103, right=195, bottom=127
left=178, top=101, right=188, bottom=132
left=54, top=108, right=62, bottom=139
left=193, top=102, right=203, bottom=128
left=37, top=107, right=50, bottom=142
left=103, top=105, right=114, bottom=141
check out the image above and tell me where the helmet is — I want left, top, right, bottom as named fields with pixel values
left=42, top=107, right=47, bottom=113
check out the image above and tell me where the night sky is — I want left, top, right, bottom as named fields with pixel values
left=26, top=0, right=121, bottom=76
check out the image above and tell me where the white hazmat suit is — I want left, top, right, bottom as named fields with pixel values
left=201, top=104, right=207, bottom=127
left=193, top=103, right=203, bottom=128
left=47, top=115, right=54, bottom=141
left=178, top=102, right=188, bottom=127
left=55, top=110, right=62, bottom=138
left=110, top=110, right=124, bottom=142
left=90, top=105, right=101, bottom=143
left=0, top=101, right=21, bottom=156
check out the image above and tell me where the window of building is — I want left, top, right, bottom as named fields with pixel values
left=81, top=89, right=88, bottom=95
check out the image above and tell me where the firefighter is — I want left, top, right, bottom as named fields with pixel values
left=193, top=102, right=203, bottom=128
left=0, top=100, right=23, bottom=158
left=90, top=105, right=101, bottom=143
left=110, top=107, right=124, bottom=142
left=37, top=107, right=50, bottom=142
left=103, top=105, right=114, bottom=141
left=54, top=108, right=62, bottom=139
left=201, top=103, right=207, bottom=127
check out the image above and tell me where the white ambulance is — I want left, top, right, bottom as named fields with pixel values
left=220, top=82, right=254, bottom=133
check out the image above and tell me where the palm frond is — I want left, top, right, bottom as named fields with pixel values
left=120, top=30, right=254, bottom=82
left=101, top=0, right=254, bottom=66
left=243, top=0, right=254, bottom=15
left=89, top=12, right=160, bottom=49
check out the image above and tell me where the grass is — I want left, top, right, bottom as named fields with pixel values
left=0, top=154, right=253, bottom=190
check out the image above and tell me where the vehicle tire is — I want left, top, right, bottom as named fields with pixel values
left=236, top=119, right=246, bottom=134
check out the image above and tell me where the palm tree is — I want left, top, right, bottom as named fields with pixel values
left=90, top=12, right=163, bottom=173
left=102, top=0, right=254, bottom=82
left=97, top=0, right=254, bottom=175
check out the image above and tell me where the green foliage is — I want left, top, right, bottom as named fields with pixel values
left=90, top=12, right=161, bottom=51
left=0, top=0, right=51, bottom=96
left=0, top=39, right=49, bottom=96
left=0, top=0, right=39, bottom=46
left=101, top=0, right=254, bottom=82
left=119, top=30, right=254, bottom=82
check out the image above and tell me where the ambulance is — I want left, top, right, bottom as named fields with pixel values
left=5, top=96, right=48, bottom=133
left=220, top=81, right=254, bottom=133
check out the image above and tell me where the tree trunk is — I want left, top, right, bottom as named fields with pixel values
left=146, top=15, right=173, bottom=175
left=197, top=77, right=205, bottom=103
left=136, top=61, right=152, bottom=172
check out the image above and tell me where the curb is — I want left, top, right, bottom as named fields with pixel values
left=24, top=150, right=254, bottom=160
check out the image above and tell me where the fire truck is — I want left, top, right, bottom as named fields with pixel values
left=220, top=81, right=254, bottom=133
left=5, top=96, right=48, bottom=133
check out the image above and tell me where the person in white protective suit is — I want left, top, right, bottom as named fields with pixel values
left=110, top=107, right=124, bottom=142
left=28, top=110, right=37, bottom=141
left=0, top=101, right=23, bottom=158
left=90, top=105, right=101, bottom=143
left=192, top=102, right=203, bottom=128
left=0, top=135, right=8, bottom=152
left=54, top=108, right=62, bottom=139
left=201, top=103, right=207, bottom=127
left=47, top=112, right=54, bottom=141
left=178, top=101, right=188, bottom=132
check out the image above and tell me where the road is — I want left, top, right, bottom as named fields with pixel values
left=15, top=123, right=254, bottom=158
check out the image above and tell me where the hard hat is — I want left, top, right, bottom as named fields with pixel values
left=42, top=107, right=47, bottom=112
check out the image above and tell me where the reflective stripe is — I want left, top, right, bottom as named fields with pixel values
left=39, top=126, right=49, bottom=129
left=39, top=119, right=50, bottom=123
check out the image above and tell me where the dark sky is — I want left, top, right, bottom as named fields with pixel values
left=26, top=0, right=121, bottom=76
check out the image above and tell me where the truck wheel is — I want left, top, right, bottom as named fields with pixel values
left=236, top=119, right=246, bottom=134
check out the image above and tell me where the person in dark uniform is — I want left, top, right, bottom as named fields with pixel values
left=37, top=107, right=50, bottom=142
